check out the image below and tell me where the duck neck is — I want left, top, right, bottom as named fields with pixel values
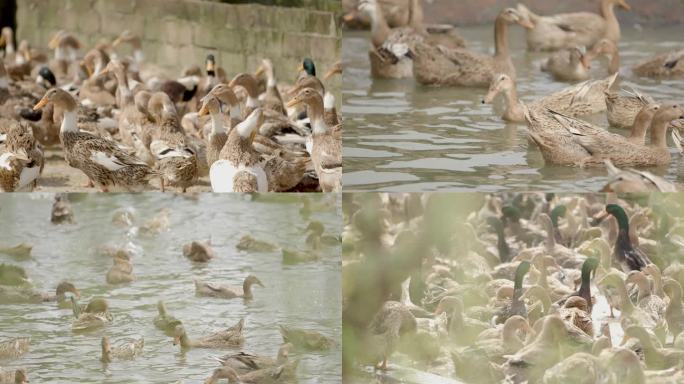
left=494, top=16, right=509, bottom=57
left=494, top=224, right=510, bottom=263
left=409, top=0, right=427, bottom=33
left=367, top=5, right=391, bottom=48
left=578, top=264, right=593, bottom=303
left=0, top=75, right=7, bottom=90
left=628, top=108, right=653, bottom=143
left=634, top=276, right=651, bottom=301
left=242, top=280, right=254, bottom=299
left=601, top=0, right=621, bottom=42
left=607, top=51, right=620, bottom=74
left=180, top=332, right=191, bottom=348
left=307, top=99, right=328, bottom=135
left=209, top=110, right=226, bottom=134
left=617, top=280, right=635, bottom=314
left=503, top=86, right=524, bottom=121
left=60, top=105, right=79, bottom=134
left=649, top=116, right=671, bottom=148
left=114, top=68, right=132, bottom=106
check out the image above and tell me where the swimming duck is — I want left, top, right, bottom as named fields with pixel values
left=365, top=301, right=417, bottom=370
left=0, top=338, right=30, bottom=359
left=286, top=88, right=341, bottom=192
left=0, top=122, right=43, bottom=191
left=541, top=47, right=591, bottom=82
left=605, top=87, right=655, bottom=130
left=100, top=336, right=144, bottom=363
left=147, top=92, right=198, bottom=192
left=632, top=49, right=684, bottom=78
left=51, top=194, right=75, bottom=224
left=281, top=248, right=320, bottom=264
left=0, top=264, right=30, bottom=286
left=0, top=280, right=79, bottom=305
left=584, top=38, right=620, bottom=75
left=0, top=368, right=28, bottom=384
left=173, top=319, right=245, bottom=349
left=235, top=235, right=278, bottom=252
left=32, top=88, right=155, bottom=191
left=71, top=296, right=113, bottom=331
left=515, top=0, right=631, bottom=52
left=153, top=300, right=182, bottom=336
left=194, top=275, right=264, bottom=299
left=620, top=325, right=684, bottom=369
left=106, top=251, right=134, bottom=284
left=204, top=360, right=299, bottom=384
left=279, top=325, right=335, bottom=351
left=484, top=73, right=617, bottom=123
left=305, top=221, right=339, bottom=248
left=412, top=8, right=532, bottom=87
left=495, top=261, right=531, bottom=324
left=214, top=343, right=292, bottom=374
left=182, top=240, right=215, bottom=262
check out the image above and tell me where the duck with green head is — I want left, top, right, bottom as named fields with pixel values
left=550, top=205, right=567, bottom=245
left=496, top=261, right=531, bottom=324
left=486, top=216, right=512, bottom=263
left=605, top=204, right=651, bottom=271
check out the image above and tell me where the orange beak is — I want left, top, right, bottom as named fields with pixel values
left=33, top=98, right=48, bottom=111
left=285, top=97, right=301, bottom=109
left=198, top=104, right=209, bottom=117
left=519, top=19, right=535, bottom=29
left=254, top=66, right=265, bottom=77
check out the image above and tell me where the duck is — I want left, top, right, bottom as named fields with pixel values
left=32, top=88, right=155, bottom=191
left=597, top=272, right=657, bottom=328
left=541, top=47, right=591, bottom=82
left=0, top=280, right=79, bottom=305
left=305, top=221, right=339, bottom=247
left=663, top=279, right=684, bottom=342
left=342, top=0, right=411, bottom=29
left=584, top=38, right=620, bottom=75
left=182, top=240, right=215, bottom=262
left=70, top=296, right=113, bottom=331
left=495, top=261, right=531, bottom=324
left=0, top=242, right=31, bottom=259
left=434, top=296, right=489, bottom=345
left=0, top=337, right=30, bottom=359
left=484, top=72, right=617, bottom=123
left=620, top=325, right=684, bottom=369
left=254, top=59, right=285, bottom=115
left=204, top=360, right=299, bottom=384
left=100, top=336, right=144, bottom=363
left=627, top=270, right=666, bottom=325
left=527, top=102, right=684, bottom=168
left=228, top=73, right=263, bottom=118
left=0, top=368, right=28, bottom=384
left=235, top=234, right=278, bottom=252
left=407, top=0, right=466, bottom=49
left=558, top=296, right=593, bottom=336
left=147, top=92, right=198, bottom=192
left=213, top=343, right=292, bottom=374
left=606, top=204, right=651, bottom=272
left=194, top=275, right=264, bottom=299
left=558, top=257, right=600, bottom=313
left=278, top=325, right=335, bottom=351
left=365, top=301, right=417, bottom=370
left=106, top=251, right=134, bottom=284
left=153, top=300, right=182, bottom=336
left=286, top=88, right=341, bottom=192
left=197, top=94, right=229, bottom=168
left=515, top=0, right=631, bottom=52
left=412, top=8, right=532, bottom=87
left=51, top=194, right=75, bottom=224
left=632, top=49, right=684, bottom=78
left=323, top=61, right=342, bottom=81
left=0, top=122, right=43, bottom=191
left=605, top=87, right=655, bottom=130
left=172, top=319, right=245, bottom=349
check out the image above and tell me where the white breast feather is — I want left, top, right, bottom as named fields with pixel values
left=90, top=151, right=127, bottom=171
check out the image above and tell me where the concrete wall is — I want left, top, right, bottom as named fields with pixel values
left=16, top=0, right=341, bottom=87
left=343, top=0, right=684, bottom=26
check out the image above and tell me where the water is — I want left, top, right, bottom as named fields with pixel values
left=342, top=25, right=684, bottom=192
left=0, top=193, right=341, bottom=383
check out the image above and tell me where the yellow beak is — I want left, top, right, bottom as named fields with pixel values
left=285, top=98, right=300, bottom=109
left=254, top=66, right=265, bottom=77
left=198, top=105, right=209, bottom=117
left=297, top=64, right=304, bottom=72
left=112, top=37, right=122, bottom=47
left=33, top=98, right=49, bottom=111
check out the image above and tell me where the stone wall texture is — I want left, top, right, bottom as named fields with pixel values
left=343, top=0, right=684, bottom=26
left=16, top=0, right=341, bottom=86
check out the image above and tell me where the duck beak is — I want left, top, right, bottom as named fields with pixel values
left=519, top=18, right=535, bottom=29
left=33, top=97, right=49, bottom=111
left=99, top=68, right=110, bottom=77
left=580, top=55, right=591, bottom=69
left=285, top=97, right=301, bottom=109
left=483, top=88, right=498, bottom=104
left=198, top=104, right=209, bottom=117
left=206, top=60, right=215, bottom=73
left=619, top=0, right=631, bottom=11
left=297, top=63, right=305, bottom=72
left=254, top=66, right=265, bottom=77
left=591, top=210, right=609, bottom=226
left=342, top=13, right=356, bottom=23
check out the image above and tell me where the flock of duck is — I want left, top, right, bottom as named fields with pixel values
left=344, top=0, right=684, bottom=192
left=342, top=192, right=684, bottom=383
left=0, top=195, right=339, bottom=383
left=0, top=27, right=342, bottom=192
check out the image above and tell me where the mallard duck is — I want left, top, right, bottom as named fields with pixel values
left=323, top=92, right=340, bottom=128
left=51, top=194, right=75, bottom=224
left=495, top=261, right=531, bottom=324
left=32, top=88, right=155, bottom=191
left=434, top=296, right=489, bottom=345
left=0, top=368, right=28, bottom=384
left=286, top=88, right=341, bottom=192
left=606, top=204, right=651, bottom=271
left=365, top=301, right=416, bottom=370
left=633, top=49, right=684, bottom=78
left=182, top=240, right=215, bottom=262
left=100, top=336, right=144, bottom=363
left=0, top=122, right=43, bottom=191
left=558, top=296, right=593, bottom=336
left=558, top=257, right=599, bottom=313
left=204, top=360, right=299, bottom=384
left=412, top=8, right=532, bottom=87
left=0, top=337, right=30, bottom=359
left=153, top=300, right=182, bottom=336
left=484, top=73, right=617, bottom=123
left=173, top=319, right=245, bottom=349
left=214, top=343, right=292, bottom=374
left=516, top=0, right=631, bottom=52
left=541, top=47, right=591, bottom=82
left=194, top=275, right=264, bottom=299
left=621, top=325, right=684, bottom=369
left=278, top=325, right=335, bottom=351
left=147, top=92, right=198, bottom=192
left=235, top=235, right=278, bottom=252
left=71, top=296, right=113, bottom=331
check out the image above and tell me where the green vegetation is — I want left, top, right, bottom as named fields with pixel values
left=215, top=0, right=341, bottom=12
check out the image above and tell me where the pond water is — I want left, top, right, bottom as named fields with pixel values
left=0, top=193, right=341, bottom=383
left=342, top=25, right=684, bottom=192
